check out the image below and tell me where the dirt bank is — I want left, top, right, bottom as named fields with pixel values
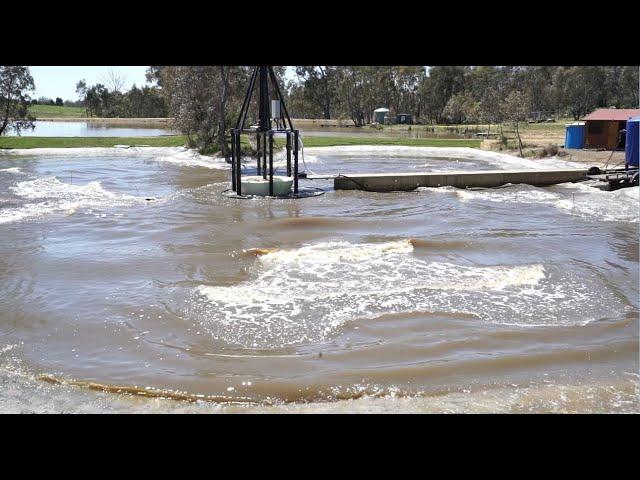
left=559, top=149, right=627, bottom=168
left=481, top=138, right=627, bottom=169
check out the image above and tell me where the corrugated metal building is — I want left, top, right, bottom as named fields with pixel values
left=583, top=108, right=640, bottom=149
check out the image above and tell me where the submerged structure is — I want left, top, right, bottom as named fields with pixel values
left=230, top=66, right=300, bottom=197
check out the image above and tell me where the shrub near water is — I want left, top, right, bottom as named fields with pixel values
left=542, top=143, right=559, bottom=157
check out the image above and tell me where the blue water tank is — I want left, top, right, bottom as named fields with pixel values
left=625, top=116, right=639, bottom=168
left=565, top=122, right=586, bottom=149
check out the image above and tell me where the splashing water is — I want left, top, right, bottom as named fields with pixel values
left=190, top=239, right=623, bottom=348
left=0, top=176, right=147, bottom=224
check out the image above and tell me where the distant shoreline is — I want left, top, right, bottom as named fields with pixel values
left=35, top=117, right=172, bottom=127
left=32, top=118, right=350, bottom=127
left=0, top=136, right=481, bottom=150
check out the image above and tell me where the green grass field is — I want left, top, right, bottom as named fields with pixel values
left=380, top=119, right=573, bottom=135
left=28, top=104, right=86, bottom=118
left=300, top=137, right=480, bottom=148
left=0, top=135, right=480, bottom=150
left=0, top=136, right=188, bottom=149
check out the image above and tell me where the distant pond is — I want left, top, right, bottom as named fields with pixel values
left=6, top=121, right=177, bottom=138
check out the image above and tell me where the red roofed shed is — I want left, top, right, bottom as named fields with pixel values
left=582, top=108, right=640, bottom=149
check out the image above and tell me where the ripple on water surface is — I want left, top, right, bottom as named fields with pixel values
left=189, top=239, right=628, bottom=349
left=0, top=146, right=637, bottom=411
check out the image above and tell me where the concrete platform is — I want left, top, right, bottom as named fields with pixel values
left=333, top=169, right=588, bottom=192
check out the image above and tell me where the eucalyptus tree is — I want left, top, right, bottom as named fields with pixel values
left=442, top=92, right=479, bottom=125
left=75, top=79, right=88, bottom=116
left=294, top=66, right=339, bottom=119
left=285, top=80, right=310, bottom=118
left=393, top=66, right=425, bottom=115
left=126, top=85, right=167, bottom=118
left=417, top=66, right=467, bottom=123
left=502, top=90, right=530, bottom=157
left=334, top=66, right=373, bottom=126
left=619, top=66, right=639, bottom=108
left=552, top=66, right=606, bottom=120
left=158, top=66, right=252, bottom=156
left=603, top=65, right=639, bottom=108
left=519, top=66, right=556, bottom=113
left=83, top=84, right=110, bottom=117
left=0, top=66, right=35, bottom=135
left=465, top=66, right=507, bottom=133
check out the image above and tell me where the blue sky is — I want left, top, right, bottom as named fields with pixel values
left=30, top=66, right=150, bottom=101
left=30, top=66, right=299, bottom=101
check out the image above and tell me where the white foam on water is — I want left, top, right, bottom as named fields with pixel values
left=450, top=182, right=639, bottom=223
left=303, top=146, right=584, bottom=170
left=0, top=176, right=147, bottom=224
left=0, top=167, right=25, bottom=175
left=305, top=145, right=485, bottom=158
left=0, top=146, right=580, bottom=176
left=189, top=239, right=621, bottom=348
left=530, top=155, right=587, bottom=169
left=0, top=147, right=229, bottom=170
left=151, top=147, right=229, bottom=170
left=1, top=357, right=636, bottom=413
left=456, top=184, right=560, bottom=204
left=554, top=184, right=639, bottom=223
left=259, top=239, right=414, bottom=265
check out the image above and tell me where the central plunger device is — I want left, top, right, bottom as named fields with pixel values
left=230, top=66, right=300, bottom=197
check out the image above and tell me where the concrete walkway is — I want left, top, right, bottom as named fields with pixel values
left=333, top=169, right=588, bottom=192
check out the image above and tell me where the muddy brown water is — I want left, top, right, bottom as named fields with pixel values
left=0, top=145, right=638, bottom=413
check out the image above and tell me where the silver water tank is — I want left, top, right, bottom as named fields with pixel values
left=271, top=100, right=281, bottom=119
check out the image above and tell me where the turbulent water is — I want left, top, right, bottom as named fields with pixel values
left=0, top=145, right=638, bottom=413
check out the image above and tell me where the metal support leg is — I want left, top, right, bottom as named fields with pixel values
left=257, top=133, right=261, bottom=175
left=262, top=132, right=267, bottom=180
left=293, top=130, right=299, bottom=194
left=235, top=131, right=242, bottom=196
left=269, top=132, right=274, bottom=196
left=286, top=132, right=292, bottom=177
left=231, top=130, right=236, bottom=192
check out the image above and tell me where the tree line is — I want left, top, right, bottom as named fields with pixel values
left=1, top=66, right=169, bottom=137
left=149, top=66, right=286, bottom=157
left=288, top=66, right=639, bottom=125
left=30, top=97, right=85, bottom=108
left=148, top=65, right=638, bottom=157
left=3, top=66, right=639, bottom=155
left=75, top=79, right=167, bottom=118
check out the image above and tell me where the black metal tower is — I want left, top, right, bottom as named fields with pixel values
left=230, top=66, right=300, bottom=196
